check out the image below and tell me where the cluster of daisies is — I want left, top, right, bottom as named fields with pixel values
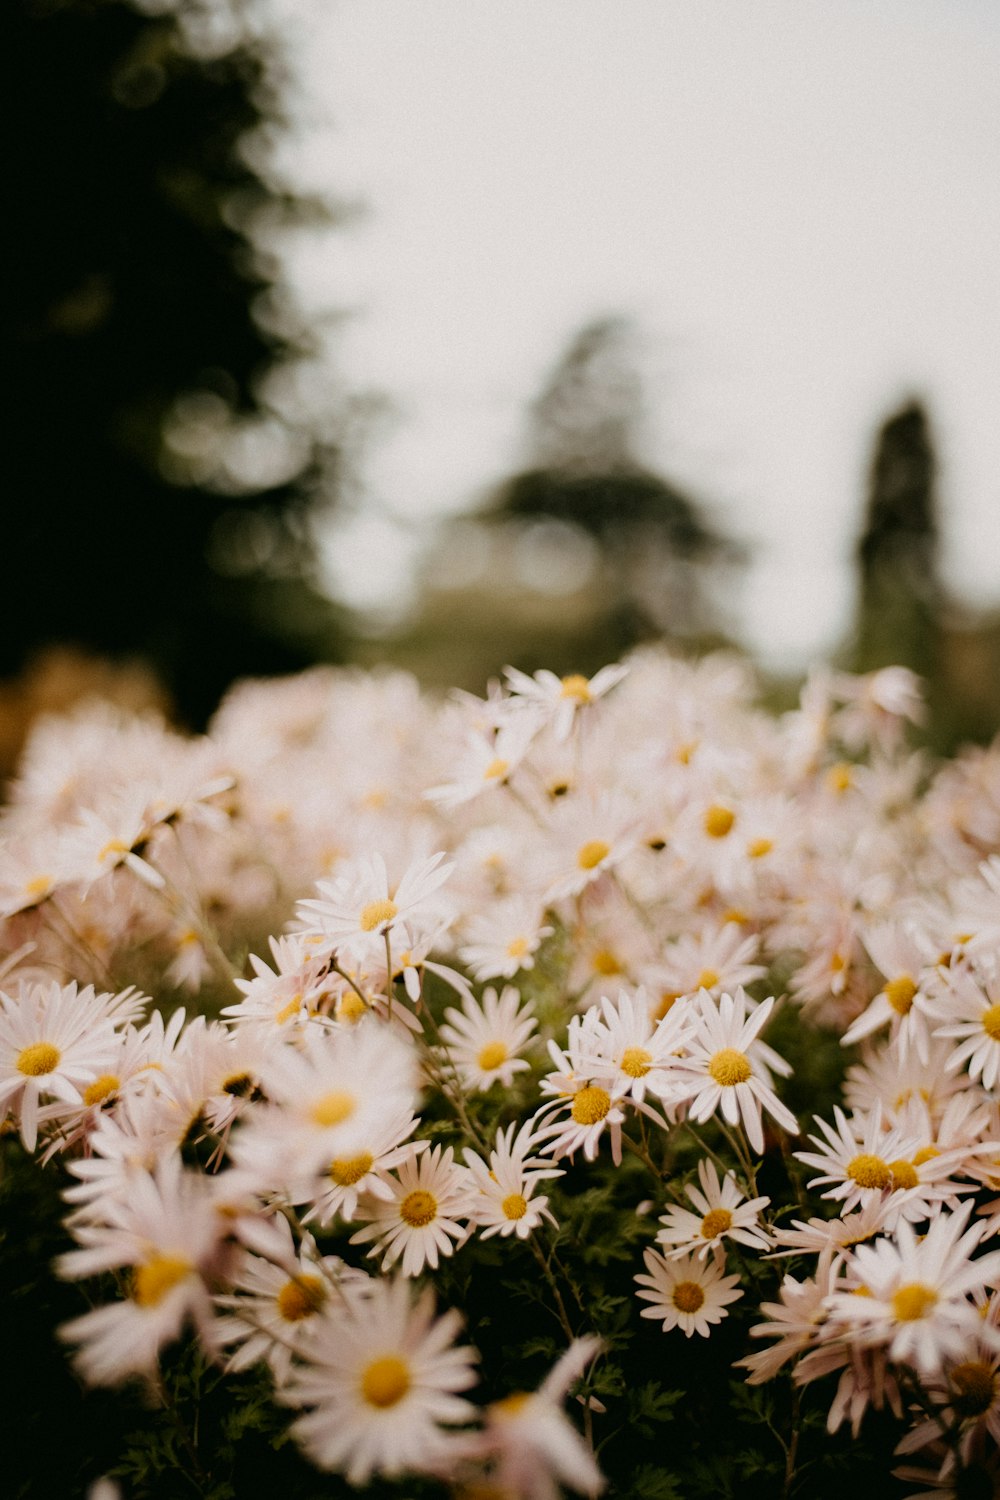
left=6, top=649, right=1000, bottom=1495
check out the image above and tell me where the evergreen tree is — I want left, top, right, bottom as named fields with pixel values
left=854, top=399, right=942, bottom=680
left=488, top=317, right=733, bottom=658
left=3, top=0, right=343, bottom=725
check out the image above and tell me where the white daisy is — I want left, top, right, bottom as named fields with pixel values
left=635, top=1247, right=743, bottom=1337
left=656, top=1158, right=771, bottom=1259
left=281, top=1277, right=479, bottom=1484
left=679, top=989, right=797, bottom=1155
left=296, top=850, right=454, bottom=967
left=350, top=1144, right=473, bottom=1276
left=502, top=662, right=628, bottom=741
left=463, top=1121, right=563, bottom=1240
left=438, top=985, right=537, bottom=1092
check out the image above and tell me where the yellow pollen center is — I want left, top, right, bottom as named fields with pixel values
left=950, top=1360, right=997, bottom=1417
left=847, top=1153, right=892, bottom=1190
left=704, top=804, right=735, bottom=838
left=17, top=1042, right=60, bottom=1077
left=276, top=1274, right=326, bottom=1322
left=132, top=1254, right=192, bottom=1308
left=477, top=1041, right=508, bottom=1072
left=654, top=992, right=680, bottom=1020
left=560, top=674, right=592, bottom=703
left=506, top=936, right=529, bottom=959
left=336, top=992, right=368, bottom=1024
left=577, top=839, right=611, bottom=870
left=884, top=976, right=917, bottom=1016
left=827, top=762, right=853, bottom=793
left=697, top=968, right=719, bottom=990
left=98, top=838, right=130, bottom=863
left=723, top=908, right=749, bottom=925
left=495, top=1391, right=532, bottom=1417
left=484, top=757, right=509, bottom=780
left=620, top=1046, right=652, bottom=1078
left=571, top=1086, right=612, bottom=1125
left=982, top=1004, right=1000, bottom=1041
left=592, top=947, right=621, bottom=975
left=701, top=1207, right=733, bottom=1238
left=330, top=1151, right=374, bottom=1186
left=888, top=1159, right=919, bottom=1191
left=400, top=1189, right=437, bottom=1227
left=672, top=1280, right=705, bottom=1313
left=892, top=1282, right=938, bottom=1322
left=913, top=1145, right=940, bottom=1166
left=748, top=837, right=773, bottom=859
left=362, top=1355, right=411, bottom=1408
left=360, top=898, right=398, bottom=932
left=83, top=1074, right=120, bottom=1107
left=310, top=1090, right=356, bottom=1127
left=274, top=994, right=302, bottom=1025
left=708, top=1048, right=752, bottom=1086
left=25, top=875, right=53, bottom=898
left=502, top=1193, right=528, bottom=1220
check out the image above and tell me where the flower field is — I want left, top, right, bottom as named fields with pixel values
left=5, top=650, right=1000, bottom=1498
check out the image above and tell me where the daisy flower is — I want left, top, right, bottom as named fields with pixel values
left=635, top=1247, right=743, bottom=1337
left=795, top=1104, right=924, bottom=1215
left=503, top=662, right=628, bottom=741
left=281, top=1277, right=479, bottom=1484
left=828, top=1202, right=1000, bottom=1376
left=350, top=1144, right=473, bottom=1276
left=679, top=989, right=797, bottom=1155
left=299, top=1102, right=427, bottom=1227
left=214, top=1221, right=368, bottom=1385
left=475, top=1336, right=606, bottom=1498
left=296, top=850, right=454, bottom=967
left=0, top=980, right=129, bottom=1151
left=542, top=792, right=643, bottom=903
left=656, top=1158, right=771, bottom=1260
left=438, top=985, right=537, bottom=1092
left=458, top=894, right=553, bottom=982
left=577, top=987, right=693, bottom=1107
left=463, top=1121, right=563, bottom=1240
left=933, top=968, right=1000, bottom=1090
left=840, top=922, right=939, bottom=1061
left=737, top=1256, right=840, bottom=1384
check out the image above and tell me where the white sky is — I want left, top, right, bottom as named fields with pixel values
left=273, top=0, right=1000, bottom=667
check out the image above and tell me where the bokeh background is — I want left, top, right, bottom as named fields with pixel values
left=5, top=0, right=1000, bottom=770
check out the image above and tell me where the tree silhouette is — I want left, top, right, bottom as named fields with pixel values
left=487, top=317, right=733, bottom=657
left=853, top=399, right=942, bottom=680
left=3, top=0, right=343, bottom=725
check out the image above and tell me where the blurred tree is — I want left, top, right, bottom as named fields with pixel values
left=486, top=317, right=736, bottom=663
left=853, top=399, right=942, bottom=681
left=2, top=0, right=345, bottom=726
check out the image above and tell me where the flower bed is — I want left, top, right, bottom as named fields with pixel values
left=3, top=650, right=1000, bottom=1498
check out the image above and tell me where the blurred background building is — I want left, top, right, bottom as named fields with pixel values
left=4, top=0, right=1000, bottom=768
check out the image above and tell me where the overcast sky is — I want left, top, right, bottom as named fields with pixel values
left=274, top=0, right=1000, bottom=667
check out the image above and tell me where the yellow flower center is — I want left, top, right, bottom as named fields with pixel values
left=620, top=1046, right=652, bottom=1079
left=892, top=1282, right=938, bottom=1322
left=97, top=838, right=130, bottom=864
left=310, top=1090, right=357, bottom=1127
left=884, top=976, right=917, bottom=1016
left=400, top=1189, right=437, bottom=1227
left=360, top=898, right=398, bottom=932
left=913, top=1145, right=940, bottom=1166
left=132, top=1254, right=192, bottom=1308
left=494, top=1391, right=532, bottom=1417
left=888, top=1159, right=919, bottom=1191
left=571, top=1086, right=611, bottom=1125
left=592, top=947, right=622, bottom=975
left=484, top=757, right=509, bottom=780
left=577, top=839, right=610, bottom=871
left=708, top=1048, right=752, bottom=1086
left=697, top=968, right=719, bottom=990
left=502, top=1193, right=528, bottom=1220
left=847, top=1153, right=892, bottom=1190
left=748, top=837, right=773, bottom=859
left=25, top=874, right=53, bottom=899
left=950, top=1360, right=997, bottom=1417
left=477, top=1041, right=508, bottom=1072
left=16, top=1042, right=60, bottom=1077
left=83, top=1074, right=120, bottom=1107
left=330, top=1151, right=374, bottom=1186
left=361, top=1355, right=411, bottom=1408
left=560, top=674, right=592, bottom=703
left=506, top=936, right=529, bottom=959
left=276, top=1274, right=326, bottom=1322
left=704, top=804, right=735, bottom=839
left=701, top=1207, right=733, bottom=1239
left=274, top=994, right=302, bottom=1026
left=672, top=1280, right=705, bottom=1313
left=827, top=762, right=853, bottom=793
left=983, top=1004, right=1000, bottom=1041
left=336, top=992, right=368, bottom=1024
